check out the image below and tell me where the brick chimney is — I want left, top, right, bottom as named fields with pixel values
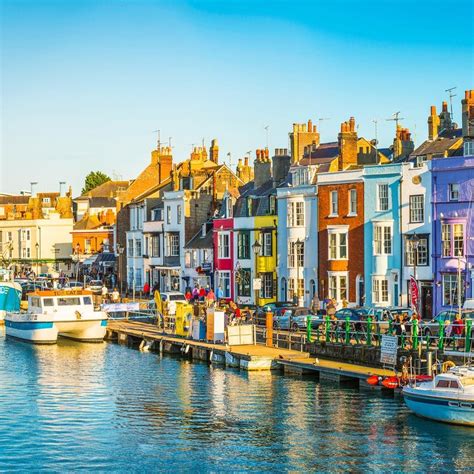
left=338, top=117, right=358, bottom=171
left=393, top=125, right=414, bottom=161
left=254, top=148, right=272, bottom=189
left=151, top=146, right=173, bottom=184
left=462, top=90, right=474, bottom=138
left=289, top=119, right=320, bottom=164
left=428, top=105, right=440, bottom=140
left=272, top=148, right=291, bottom=186
left=209, top=138, right=219, bottom=163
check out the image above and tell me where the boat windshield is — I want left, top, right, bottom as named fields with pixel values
left=57, top=297, right=81, bottom=306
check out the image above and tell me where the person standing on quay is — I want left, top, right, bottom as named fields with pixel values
left=206, top=288, right=216, bottom=307
left=101, top=283, right=109, bottom=304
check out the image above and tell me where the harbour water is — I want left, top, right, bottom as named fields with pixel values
left=0, top=331, right=473, bottom=472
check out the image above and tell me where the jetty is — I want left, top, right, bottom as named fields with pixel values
left=106, top=320, right=398, bottom=384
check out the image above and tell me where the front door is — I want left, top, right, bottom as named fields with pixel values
left=421, top=284, right=433, bottom=320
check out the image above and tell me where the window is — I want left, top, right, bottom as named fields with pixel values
left=409, top=195, right=424, bottom=223
left=21, top=229, right=31, bottom=241
left=349, top=189, right=357, bottom=216
left=372, top=278, right=389, bottom=304
left=127, top=239, right=134, bottom=257
left=166, top=234, right=179, bottom=257
left=217, top=271, right=231, bottom=298
left=405, top=236, right=429, bottom=266
left=58, top=297, right=81, bottom=306
left=151, top=208, right=163, bottom=221
left=237, top=231, right=250, bottom=259
left=236, top=268, right=251, bottom=297
left=166, top=206, right=171, bottom=224
left=218, top=232, right=230, bottom=259
left=328, top=274, right=348, bottom=302
left=373, top=224, right=392, bottom=255
left=464, top=141, right=474, bottom=156
left=328, top=229, right=348, bottom=260
left=287, top=201, right=304, bottom=227
left=177, top=205, right=182, bottom=224
left=288, top=240, right=304, bottom=267
left=135, top=269, right=142, bottom=287
left=288, top=278, right=295, bottom=300
left=43, top=298, right=55, bottom=307
left=21, top=248, right=31, bottom=258
left=268, top=196, right=276, bottom=215
left=42, top=197, right=51, bottom=204
left=261, top=273, right=274, bottom=299
left=442, top=274, right=465, bottom=307
left=330, top=191, right=338, bottom=216
left=83, top=296, right=92, bottom=305
left=449, top=183, right=460, bottom=202
left=135, top=239, right=142, bottom=257
left=442, top=223, right=464, bottom=257
left=185, top=251, right=191, bottom=268
left=260, top=232, right=272, bottom=256
left=377, top=184, right=389, bottom=211
left=152, top=236, right=160, bottom=257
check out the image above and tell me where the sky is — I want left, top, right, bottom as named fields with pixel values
left=1, top=0, right=473, bottom=195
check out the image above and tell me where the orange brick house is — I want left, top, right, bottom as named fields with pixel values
left=316, top=169, right=365, bottom=307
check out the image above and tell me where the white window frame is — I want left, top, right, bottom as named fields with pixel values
left=295, top=202, right=304, bottom=226
left=348, top=189, right=357, bottom=216
left=260, top=232, right=272, bottom=257
left=328, top=227, right=348, bottom=260
left=327, top=272, right=348, bottom=303
left=218, top=232, right=230, bottom=259
left=409, top=195, right=424, bottom=223
left=372, top=277, right=389, bottom=304
left=217, top=271, right=231, bottom=298
left=373, top=223, right=392, bottom=256
left=377, top=183, right=389, bottom=211
left=177, top=205, right=182, bottom=224
left=329, top=190, right=338, bottom=217
left=166, top=206, right=171, bottom=224
left=442, top=273, right=465, bottom=307
left=449, top=183, right=460, bottom=202
left=166, top=233, right=179, bottom=257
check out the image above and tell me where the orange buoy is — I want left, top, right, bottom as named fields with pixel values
left=381, top=376, right=399, bottom=389
left=366, top=375, right=380, bottom=386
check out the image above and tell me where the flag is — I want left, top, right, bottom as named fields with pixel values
left=410, top=276, right=419, bottom=312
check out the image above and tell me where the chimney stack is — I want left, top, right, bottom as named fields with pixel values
left=428, top=105, right=440, bottom=140
left=338, top=117, right=358, bottom=171
left=272, top=148, right=291, bottom=187
left=210, top=138, right=219, bottom=163
left=462, top=90, right=474, bottom=138
left=253, top=148, right=272, bottom=189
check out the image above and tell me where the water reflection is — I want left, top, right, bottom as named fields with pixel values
left=0, top=333, right=473, bottom=471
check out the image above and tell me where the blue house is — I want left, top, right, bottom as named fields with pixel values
left=363, top=163, right=407, bottom=307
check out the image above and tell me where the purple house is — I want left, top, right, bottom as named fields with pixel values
left=431, top=155, right=474, bottom=315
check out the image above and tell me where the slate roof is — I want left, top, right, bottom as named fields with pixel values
left=234, top=179, right=277, bottom=218
left=184, top=228, right=213, bottom=250
left=299, top=142, right=339, bottom=165
left=89, top=197, right=117, bottom=208
left=409, top=136, right=463, bottom=158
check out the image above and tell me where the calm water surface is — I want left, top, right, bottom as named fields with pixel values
left=0, top=329, right=473, bottom=472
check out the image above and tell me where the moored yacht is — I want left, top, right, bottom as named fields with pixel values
left=402, top=365, right=474, bottom=426
left=5, top=289, right=107, bottom=343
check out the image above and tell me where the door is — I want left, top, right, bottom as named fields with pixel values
left=421, top=285, right=433, bottom=320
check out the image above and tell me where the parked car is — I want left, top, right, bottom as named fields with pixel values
left=421, top=310, right=474, bottom=338
left=255, top=302, right=295, bottom=325
left=275, top=307, right=323, bottom=331
left=368, top=307, right=413, bottom=333
left=86, top=280, right=103, bottom=295
left=160, top=291, right=187, bottom=316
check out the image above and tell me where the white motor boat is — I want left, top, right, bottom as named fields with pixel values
left=5, top=290, right=107, bottom=344
left=402, top=365, right=474, bottom=426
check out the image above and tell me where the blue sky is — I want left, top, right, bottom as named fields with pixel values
left=1, top=0, right=473, bottom=195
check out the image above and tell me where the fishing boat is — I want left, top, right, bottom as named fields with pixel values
left=0, top=281, right=22, bottom=322
left=402, top=365, right=474, bottom=426
left=5, top=289, right=107, bottom=343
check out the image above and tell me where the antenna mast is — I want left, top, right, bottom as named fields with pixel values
left=386, top=111, right=405, bottom=129
left=445, top=86, right=457, bottom=121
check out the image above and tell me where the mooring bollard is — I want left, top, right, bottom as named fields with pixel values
left=438, top=320, right=444, bottom=350
left=266, top=310, right=273, bottom=347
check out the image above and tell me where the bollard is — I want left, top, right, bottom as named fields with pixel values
left=325, top=316, right=330, bottom=342
left=412, top=319, right=419, bottom=350
left=465, top=319, right=472, bottom=353
left=366, top=316, right=372, bottom=346
left=438, top=320, right=444, bottom=350
left=345, top=317, right=350, bottom=345
left=266, top=311, right=273, bottom=347
left=306, top=315, right=312, bottom=343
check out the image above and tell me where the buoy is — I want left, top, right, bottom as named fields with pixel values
left=381, top=376, right=399, bottom=389
left=366, top=375, right=380, bottom=386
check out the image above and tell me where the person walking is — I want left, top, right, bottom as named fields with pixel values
left=216, top=286, right=224, bottom=304
left=206, top=288, right=216, bottom=307
left=101, top=283, right=109, bottom=304
left=143, top=281, right=150, bottom=297
left=111, top=287, right=120, bottom=303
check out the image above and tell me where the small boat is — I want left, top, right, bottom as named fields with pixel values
left=0, top=281, right=22, bottom=321
left=402, top=365, right=474, bottom=426
left=5, top=289, right=107, bottom=344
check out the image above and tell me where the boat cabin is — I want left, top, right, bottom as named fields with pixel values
left=27, top=290, right=94, bottom=313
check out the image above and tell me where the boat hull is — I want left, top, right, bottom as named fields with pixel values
left=403, top=390, right=474, bottom=426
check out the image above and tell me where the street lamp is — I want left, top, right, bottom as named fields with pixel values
left=252, top=239, right=262, bottom=306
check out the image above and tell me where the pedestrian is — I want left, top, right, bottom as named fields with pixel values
left=216, top=286, right=224, bottom=304
left=192, top=285, right=199, bottom=301
left=185, top=289, right=192, bottom=302
left=199, top=286, right=206, bottom=301
left=111, top=287, right=120, bottom=303
left=311, top=294, right=320, bottom=314
left=452, top=313, right=464, bottom=349
left=206, top=288, right=216, bottom=307
left=143, top=281, right=150, bottom=297
left=326, top=299, right=336, bottom=317
left=342, top=297, right=349, bottom=308
left=101, top=283, right=108, bottom=304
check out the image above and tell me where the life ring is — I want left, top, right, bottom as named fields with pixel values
left=442, top=361, right=456, bottom=373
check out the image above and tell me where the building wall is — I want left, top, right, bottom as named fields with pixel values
left=363, top=164, right=404, bottom=307
left=213, top=217, right=234, bottom=300
left=233, top=215, right=254, bottom=305
left=72, top=230, right=114, bottom=255
left=317, top=174, right=364, bottom=307
left=431, top=156, right=474, bottom=314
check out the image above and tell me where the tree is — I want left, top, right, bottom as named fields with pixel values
left=81, top=171, right=111, bottom=195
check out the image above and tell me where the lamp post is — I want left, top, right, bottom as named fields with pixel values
left=35, top=242, right=39, bottom=278
left=252, top=239, right=262, bottom=306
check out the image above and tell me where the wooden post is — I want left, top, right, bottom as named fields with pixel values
left=266, top=311, right=273, bottom=347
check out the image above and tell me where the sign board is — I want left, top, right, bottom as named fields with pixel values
left=102, top=302, right=140, bottom=313
left=380, top=335, right=398, bottom=366
left=253, top=278, right=262, bottom=290
left=410, top=276, right=419, bottom=312
left=201, top=262, right=212, bottom=272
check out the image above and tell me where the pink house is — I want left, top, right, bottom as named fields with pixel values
left=213, top=212, right=235, bottom=301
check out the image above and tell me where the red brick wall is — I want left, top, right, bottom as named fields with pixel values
left=318, top=181, right=364, bottom=303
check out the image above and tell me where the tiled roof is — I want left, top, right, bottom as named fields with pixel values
left=409, top=136, right=462, bottom=158
left=0, top=195, right=29, bottom=205
left=76, top=180, right=129, bottom=200
left=184, top=228, right=213, bottom=249
left=73, top=214, right=103, bottom=230
left=300, top=142, right=339, bottom=165
left=89, top=197, right=117, bottom=208
left=234, top=179, right=276, bottom=218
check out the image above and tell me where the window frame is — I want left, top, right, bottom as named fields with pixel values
left=327, top=228, right=349, bottom=260
left=218, top=232, right=231, bottom=259
left=409, top=194, right=424, bottom=223
left=377, top=183, right=389, bottom=211
left=329, top=190, right=338, bottom=217
left=373, top=223, right=392, bottom=256
left=348, top=188, right=357, bottom=216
